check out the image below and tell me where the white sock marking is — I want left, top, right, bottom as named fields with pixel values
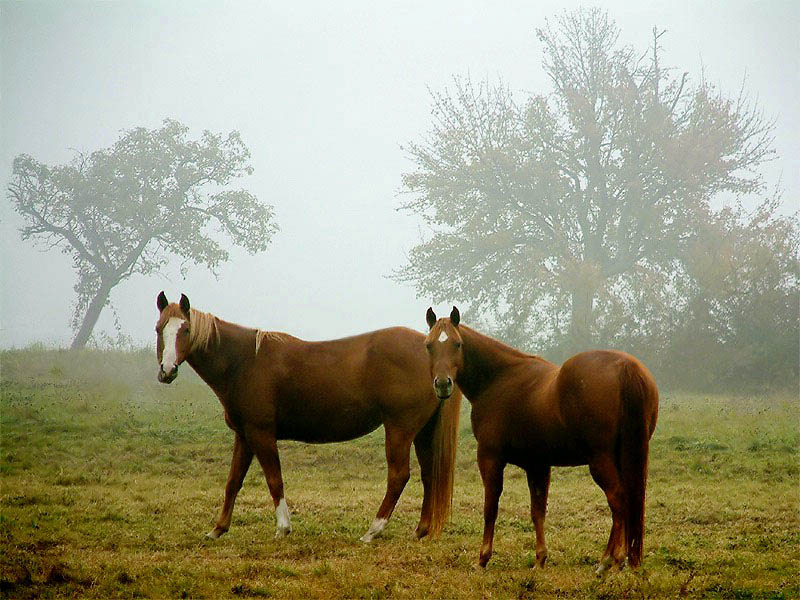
left=275, top=498, right=291, bottom=535
left=161, top=317, right=185, bottom=372
left=438, top=331, right=448, bottom=342
left=360, top=517, right=388, bottom=542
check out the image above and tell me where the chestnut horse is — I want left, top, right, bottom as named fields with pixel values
left=154, top=292, right=460, bottom=542
left=424, top=307, right=658, bottom=571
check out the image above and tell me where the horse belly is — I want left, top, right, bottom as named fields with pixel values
left=505, top=400, right=590, bottom=467
left=546, top=445, right=590, bottom=467
left=275, top=393, right=383, bottom=443
left=508, top=431, right=589, bottom=468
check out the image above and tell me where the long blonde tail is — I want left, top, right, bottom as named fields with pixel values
left=427, top=388, right=462, bottom=537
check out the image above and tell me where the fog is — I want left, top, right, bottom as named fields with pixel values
left=2, top=0, right=798, bottom=349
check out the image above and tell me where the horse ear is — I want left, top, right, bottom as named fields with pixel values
left=450, top=306, right=460, bottom=327
left=157, top=291, right=168, bottom=312
left=426, top=307, right=437, bottom=330
left=179, top=294, right=191, bottom=317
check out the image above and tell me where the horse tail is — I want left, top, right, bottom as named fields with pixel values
left=617, top=360, right=658, bottom=568
left=428, top=387, right=462, bottom=537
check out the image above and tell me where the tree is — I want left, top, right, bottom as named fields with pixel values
left=8, top=119, right=278, bottom=349
left=395, top=8, right=777, bottom=357
left=659, top=197, right=799, bottom=389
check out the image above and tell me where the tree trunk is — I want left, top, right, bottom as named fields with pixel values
left=569, top=283, right=595, bottom=353
left=70, top=279, right=116, bottom=350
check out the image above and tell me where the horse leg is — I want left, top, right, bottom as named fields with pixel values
left=246, top=427, right=292, bottom=537
left=207, top=432, right=254, bottom=539
left=525, top=465, right=551, bottom=568
left=412, top=418, right=437, bottom=539
left=361, top=427, right=413, bottom=542
left=477, top=450, right=505, bottom=568
left=589, top=455, right=627, bottom=573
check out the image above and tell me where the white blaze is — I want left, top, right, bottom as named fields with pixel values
left=438, top=331, right=448, bottom=342
left=161, top=317, right=185, bottom=371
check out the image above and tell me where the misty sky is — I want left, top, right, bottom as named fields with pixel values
left=2, top=0, right=798, bottom=349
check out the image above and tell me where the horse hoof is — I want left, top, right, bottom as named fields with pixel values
left=360, top=518, right=387, bottom=543
left=275, top=526, right=291, bottom=538
left=595, top=559, right=613, bottom=576
left=360, top=530, right=382, bottom=543
left=206, top=528, right=225, bottom=539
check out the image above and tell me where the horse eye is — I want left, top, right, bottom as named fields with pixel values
left=425, top=342, right=433, bottom=351
left=454, top=342, right=462, bottom=348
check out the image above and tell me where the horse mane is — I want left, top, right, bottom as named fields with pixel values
left=188, top=308, right=287, bottom=357
left=255, top=330, right=287, bottom=355
left=189, top=309, right=220, bottom=353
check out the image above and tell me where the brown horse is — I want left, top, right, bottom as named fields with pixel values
left=154, top=292, right=460, bottom=542
left=424, top=307, right=658, bottom=571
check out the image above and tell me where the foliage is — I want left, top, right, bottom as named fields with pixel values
left=395, top=8, right=796, bottom=388
left=656, top=197, right=799, bottom=389
left=1, top=347, right=798, bottom=598
left=7, top=119, right=278, bottom=349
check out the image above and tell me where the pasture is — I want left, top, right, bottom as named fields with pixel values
left=1, top=347, right=798, bottom=599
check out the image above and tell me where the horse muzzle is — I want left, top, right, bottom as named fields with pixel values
left=158, top=366, right=178, bottom=384
left=434, top=377, right=454, bottom=400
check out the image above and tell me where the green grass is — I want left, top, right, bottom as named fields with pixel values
left=1, top=347, right=798, bottom=599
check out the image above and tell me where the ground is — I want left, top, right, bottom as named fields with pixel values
left=1, top=347, right=797, bottom=599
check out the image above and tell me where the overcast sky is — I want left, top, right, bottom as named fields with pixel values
left=2, top=0, right=798, bottom=348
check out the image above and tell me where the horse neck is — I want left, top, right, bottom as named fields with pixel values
left=456, top=325, right=532, bottom=400
left=186, top=317, right=255, bottom=391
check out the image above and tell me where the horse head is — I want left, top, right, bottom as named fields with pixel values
left=155, top=291, right=192, bottom=384
left=424, top=306, right=463, bottom=400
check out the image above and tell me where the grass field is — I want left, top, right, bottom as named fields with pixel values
left=1, top=347, right=798, bottom=599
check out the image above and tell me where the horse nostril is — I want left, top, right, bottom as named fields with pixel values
left=447, top=377, right=453, bottom=387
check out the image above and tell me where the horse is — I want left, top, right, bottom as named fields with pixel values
left=423, top=306, right=658, bottom=572
left=154, top=291, right=461, bottom=542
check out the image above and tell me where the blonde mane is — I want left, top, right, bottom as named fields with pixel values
left=189, top=309, right=220, bottom=353
left=255, top=330, right=287, bottom=355
left=187, top=308, right=286, bottom=356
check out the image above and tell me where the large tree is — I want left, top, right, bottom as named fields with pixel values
left=396, top=8, right=777, bottom=356
left=8, top=119, right=278, bottom=349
